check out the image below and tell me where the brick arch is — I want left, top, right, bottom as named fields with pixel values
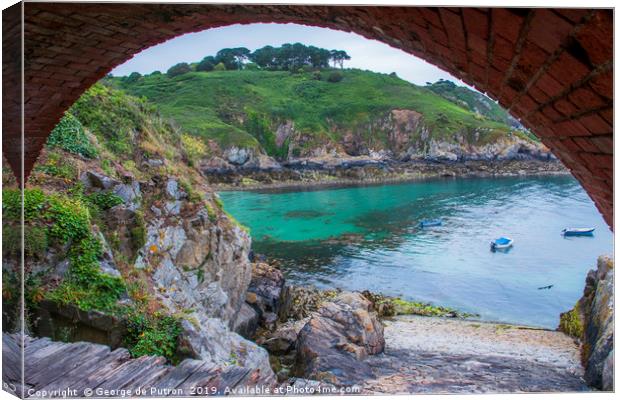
left=2, top=4, right=613, bottom=227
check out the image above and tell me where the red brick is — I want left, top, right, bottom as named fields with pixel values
left=439, top=9, right=466, bottom=48
left=554, top=9, right=589, bottom=23
left=528, top=86, right=550, bottom=104
left=462, top=8, right=488, bottom=39
left=528, top=9, right=574, bottom=53
left=492, top=8, right=524, bottom=43
left=512, top=42, right=551, bottom=82
left=588, top=70, right=612, bottom=100
left=534, top=73, right=564, bottom=99
left=572, top=137, right=600, bottom=153
left=574, top=10, right=613, bottom=66
left=590, top=135, right=613, bottom=154
left=429, top=25, right=449, bottom=47
left=541, top=105, right=563, bottom=122
left=580, top=152, right=613, bottom=170
left=553, top=99, right=579, bottom=117
left=578, top=112, right=612, bottom=135
left=567, top=87, right=607, bottom=111
left=547, top=52, right=590, bottom=85
left=492, top=35, right=514, bottom=61
left=553, top=120, right=589, bottom=137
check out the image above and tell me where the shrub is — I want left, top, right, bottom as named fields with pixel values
left=181, top=134, right=207, bottom=165
left=244, top=62, right=259, bottom=71
left=24, top=226, right=48, bottom=259
left=48, top=113, right=98, bottom=158
left=124, top=312, right=182, bottom=361
left=167, top=62, right=191, bottom=78
left=213, top=62, right=226, bottom=71
left=125, top=72, right=142, bottom=83
left=86, top=191, right=124, bottom=211
left=130, top=210, right=147, bottom=255
left=327, top=71, right=343, bottom=83
left=196, top=58, right=215, bottom=72
left=34, top=152, right=77, bottom=179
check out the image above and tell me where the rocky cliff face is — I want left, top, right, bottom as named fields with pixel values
left=201, top=108, right=553, bottom=176
left=560, top=255, right=614, bottom=391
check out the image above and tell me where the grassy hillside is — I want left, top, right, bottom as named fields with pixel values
left=107, top=69, right=528, bottom=159
left=425, top=79, right=527, bottom=131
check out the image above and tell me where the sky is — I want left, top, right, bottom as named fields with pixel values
left=110, top=23, right=469, bottom=87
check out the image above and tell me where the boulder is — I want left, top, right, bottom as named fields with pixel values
left=278, top=285, right=339, bottom=321
left=257, top=318, right=308, bottom=355
left=248, top=263, right=285, bottom=316
left=79, top=170, right=120, bottom=190
left=224, top=147, right=252, bottom=166
left=233, top=303, right=259, bottom=339
left=165, top=178, right=187, bottom=200
left=294, top=292, right=385, bottom=386
left=112, top=180, right=141, bottom=210
left=178, top=316, right=276, bottom=385
left=560, top=255, right=614, bottom=391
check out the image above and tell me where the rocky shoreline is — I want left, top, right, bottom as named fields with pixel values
left=208, top=159, right=569, bottom=191
left=232, top=260, right=610, bottom=393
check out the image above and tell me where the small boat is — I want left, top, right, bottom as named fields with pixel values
left=491, top=236, right=513, bottom=250
left=562, top=227, right=595, bottom=236
left=420, top=219, right=442, bottom=228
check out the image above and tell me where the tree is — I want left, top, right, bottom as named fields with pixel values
left=125, top=72, right=142, bottom=83
left=250, top=45, right=278, bottom=69
left=213, top=62, right=226, bottom=71
left=167, top=62, right=191, bottom=77
left=196, top=56, right=216, bottom=72
left=329, top=50, right=351, bottom=69
left=215, top=47, right=251, bottom=70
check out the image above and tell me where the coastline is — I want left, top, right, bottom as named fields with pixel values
left=210, top=159, right=570, bottom=192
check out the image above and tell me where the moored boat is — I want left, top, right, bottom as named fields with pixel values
left=562, top=227, right=595, bottom=236
left=491, top=236, right=513, bottom=250
left=420, top=219, right=442, bottom=228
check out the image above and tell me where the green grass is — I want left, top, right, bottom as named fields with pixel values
left=107, top=69, right=524, bottom=157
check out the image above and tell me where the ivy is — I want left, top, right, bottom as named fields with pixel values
left=48, top=113, right=98, bottom=158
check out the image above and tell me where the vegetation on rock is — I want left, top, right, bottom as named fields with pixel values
left=109, top=60, right=533, bottom=161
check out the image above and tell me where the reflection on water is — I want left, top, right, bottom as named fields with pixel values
left=220, top=176, right=613, bottom=328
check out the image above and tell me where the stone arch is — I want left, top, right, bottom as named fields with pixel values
left=2, top=4, right=613, bottom=226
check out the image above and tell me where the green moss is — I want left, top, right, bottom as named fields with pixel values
left=130, top=210, right=147, bottom=255
left=205, top=203, right=218, bottom=223
left=362, top=290, right=476, bottom=319
left=559, top=302, right=584, bottom=339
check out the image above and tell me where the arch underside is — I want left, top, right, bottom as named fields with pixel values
left=2, top=3, right=613, bottom=227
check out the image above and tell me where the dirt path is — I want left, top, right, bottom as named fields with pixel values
left=363, top=315, right=589, bottom=394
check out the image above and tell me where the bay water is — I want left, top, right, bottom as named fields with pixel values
left=220, top=176, right=613, bottom=328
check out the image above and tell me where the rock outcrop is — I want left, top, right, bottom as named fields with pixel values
left=560, top=255, right=614, bottom=391
left=294, top=292, right=385, bottom=386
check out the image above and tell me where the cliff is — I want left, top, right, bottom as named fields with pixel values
left=2, top=83, right=275, bottom=381
left=108, top=69, right=553, bottom=174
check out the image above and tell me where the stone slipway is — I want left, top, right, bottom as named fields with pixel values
left=363, top=315, right=589, bottom=394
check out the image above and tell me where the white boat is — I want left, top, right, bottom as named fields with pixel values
left=562, top=227, right=595, bottom=236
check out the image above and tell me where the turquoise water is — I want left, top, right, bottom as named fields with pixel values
left=220, top=176, right=613, bottom=328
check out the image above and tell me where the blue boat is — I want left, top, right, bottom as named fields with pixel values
left=420, top=219, right=442, bottom=228
left=491, top=236, right=513, bottom=250
left=562, top=227, right=595, bottom=236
